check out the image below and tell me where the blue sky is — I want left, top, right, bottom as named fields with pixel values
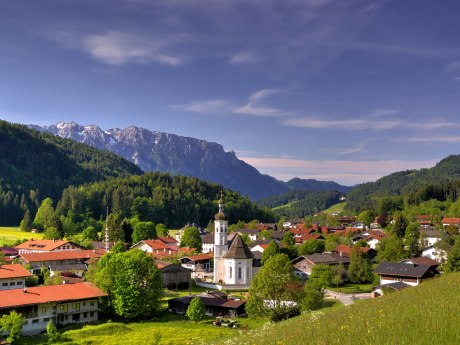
left=1, top=0, right=460, bottom=185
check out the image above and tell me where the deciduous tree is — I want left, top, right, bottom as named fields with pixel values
left=132, top=221, right=156, bottom=244
left=261, top=240, right=280, bottom=264
left=180, top=227, right=202, bottom=251
left=348, top=246, right=373, bottom=283
left=0, top=310, right=24, bottom=343
left=186, top=297, right=206, bottom=321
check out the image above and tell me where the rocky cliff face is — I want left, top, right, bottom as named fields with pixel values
left=31, top=122, right=350, bottom=199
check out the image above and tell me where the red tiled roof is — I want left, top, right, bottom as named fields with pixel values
left=0, top=264, right=32, bottom=279
left=442, top=218, right=460, bottom=224
left=15, top=240, right=81, bottom=252
left=182, top=253, right=213, bottom=261
left=333, top=245, right=372, bottom=255
left=20, top=250, right=102, bottom=263
left=0, top=282, right=107, bottom=309
left=157, top=236, right=178, bottom=245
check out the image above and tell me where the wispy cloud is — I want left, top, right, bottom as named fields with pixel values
left=235, top=89, right=287, bottom=117
left=336, top=146, right=365, bottom=156
left=229, top=51, right=261, bottom=65
left=445, top=61, right=460, bottom=71
left=394, top=136, right=460, bottom=144
left=170, top=99, right=232, bottom=113
left=55, top=30, right=185, bottom=66
left=282, top=117, right=402, bottom=130
left=240, top=155, right=438, bottom=185
left=369, top=109, right=399, bottom=118
left=283, top=116, right=456, bottom=131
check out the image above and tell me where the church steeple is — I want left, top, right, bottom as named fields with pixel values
left=214, top=191, right=226, bottom=221
left=213, top=192, right=228, bottom=283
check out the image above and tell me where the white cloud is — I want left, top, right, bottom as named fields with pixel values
left=235, top=89, right=287, bottom=117
left=240, top=156, right=438, bottom=185
left=336, top=146, right=365, bottom=156
left=369, top=109, right=399, bottom=118
left=170, top=99, right=232, bottom=113
left=445, top=61, right=460, bottom=71
left=57, top=30, right=185, bottom=66
left=394, top=136, right=460, bottom=143
left=229, top=51, right=260, bottom=64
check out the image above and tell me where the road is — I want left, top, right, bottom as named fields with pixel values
left=324, top=289, right=373, bottom=306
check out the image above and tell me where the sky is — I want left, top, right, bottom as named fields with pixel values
left=1, top=0, right=460, bottom=186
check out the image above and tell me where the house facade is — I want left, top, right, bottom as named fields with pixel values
left=15, top=240, right=83, bottom=255
left=292, top=253, right=350, bottom=276
left=0, top=264, right=33, bottom=291
left=0, top=282, right=107, bottom=335
left=373, top=262, right=433, bottom=287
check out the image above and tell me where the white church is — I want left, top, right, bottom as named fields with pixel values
left=213, top=196, right=254, bottom=287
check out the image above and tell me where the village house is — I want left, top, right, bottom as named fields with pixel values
left=421, top=245, right=448, bottom=263
left=18, top=250, right=103, bottom=274
left=373, top=262, right=436, bottom=287
left=180, top=252, right=213, bottom=272
left=0, top=264, right=33, bottom=290
left=168, top=291, right=246, bottom=317
left=441, top=217, right=460, bottom=227
left=234, top=228, right=259, bottom=242
left=175, top=223, right=207, bottom=244
left=156, top=261, right=192, bottom=290
left=332, top=245, right=377, bottom=261
left=131, top=237, right=193, bottom=260
left=292, top=253, right=350, bottom=276
left=420, top=229, right=442, bottom=247
left=15, top=240, right=83, bottom=255
left=0, top=282, right=107, bottom=335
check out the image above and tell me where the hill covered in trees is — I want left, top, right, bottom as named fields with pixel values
left=256, top=190, right=343, bottom=219
left=55, top=172, right=275, bottom=233
left=346, top=155, right=460, bottom=212
left=0, top=120, right=142, bottom=225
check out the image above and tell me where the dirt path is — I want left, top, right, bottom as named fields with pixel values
left=324, top=289, right=373, bottom=306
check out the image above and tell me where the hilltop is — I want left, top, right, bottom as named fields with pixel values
left=214, top=272, right=460, bottom=345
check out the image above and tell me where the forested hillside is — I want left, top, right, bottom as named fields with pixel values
left=256, top=190, right=343, bottom=218
left=0, top=120, right=142, bottom=225
left=346, top=155, right=460, bottom=212
left=55, top=172, right=275, bottom=231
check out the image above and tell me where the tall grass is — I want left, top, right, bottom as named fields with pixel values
left=214, top=273, right=460, bottom=345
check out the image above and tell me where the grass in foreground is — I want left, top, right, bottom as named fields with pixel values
left=213, top=273, right=460, bottom=345
left=0, top=227, right=44, bottom=247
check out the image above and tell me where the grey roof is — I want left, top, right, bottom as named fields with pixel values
left=223, top=234, right=254, bottom=259
left=373, top=262, right=431, bottom=278
left=201, top=233, right=215, bottom=244
left=293, top=253, right=350, bottom=265
left=421, top=229, right=442, bottom=238
left=48, top=263, right=87, bottom=271
left=374, top=281, right=411, bottom=291
left=270, top=231, right=285, bottom=240
left=236, top=228, right=260, bottom=236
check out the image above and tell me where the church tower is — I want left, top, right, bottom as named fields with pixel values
left=213, top=193, right=228, bottom=283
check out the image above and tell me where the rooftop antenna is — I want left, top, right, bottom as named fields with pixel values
left=104, top=207, right=110, bottom=253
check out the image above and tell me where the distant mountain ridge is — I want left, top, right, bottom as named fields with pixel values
left=31, top=122, right=351, bottom=199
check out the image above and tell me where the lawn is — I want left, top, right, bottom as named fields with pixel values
left=212, top=273, right=460, bottom=345
left=0, top=227, right=44, bottom=247
left=322, top=202, right=346, bottom=215
left=327, top=283, right=374, bottom=294
left=18, top=313, right=267, bottom=345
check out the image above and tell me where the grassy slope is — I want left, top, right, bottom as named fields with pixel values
left=0, top=227, right=44, bottom=246
left=271, top=201, right=299, bottom=211
left=214, top=273, right=460, bottom=345
left=322, top=201, right=346, bottom=215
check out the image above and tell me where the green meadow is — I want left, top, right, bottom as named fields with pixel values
left=322, top=201, right=346, bottom=215
left=213, top=273, right=460, bottom=345
left=0, top=226, right=44, bottom=247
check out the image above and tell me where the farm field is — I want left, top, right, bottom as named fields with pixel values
left=0, top=227, right=44, bottom=247
left=213, top=273, right=460, bottom=345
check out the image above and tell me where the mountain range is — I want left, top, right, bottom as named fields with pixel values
left=30, top=122, right=351, bottom=199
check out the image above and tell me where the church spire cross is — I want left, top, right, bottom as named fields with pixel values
left=218, top=191, right=224, bottom=214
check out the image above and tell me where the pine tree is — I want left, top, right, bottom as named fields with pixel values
left=20, top=209, right=33, bottom=231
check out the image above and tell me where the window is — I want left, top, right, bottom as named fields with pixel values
left=247, top=267, right=250, bottom=279
left=60, top=305, right=68, bottom=312
left=17, top=281, right=23, bottom=285
left=90, top=311, right=94, bottom=318
left=84, top=312, right=88, bottom=318
left=73, top=303, right=80, bottom=311
left=42, top=307, right=47, bottom=313
left=90, top=301, right=95, bottom=307
left=229, top=267, right=232, bottom=279
left=83, top=302, right=86, bottom=306
left=2, top=283, right=7, bottom=286
left=9, top=282, right=15, bottom=286
left=238, top=267, right=242, bottom=280
left=32, top=319, right=39, bottom=324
